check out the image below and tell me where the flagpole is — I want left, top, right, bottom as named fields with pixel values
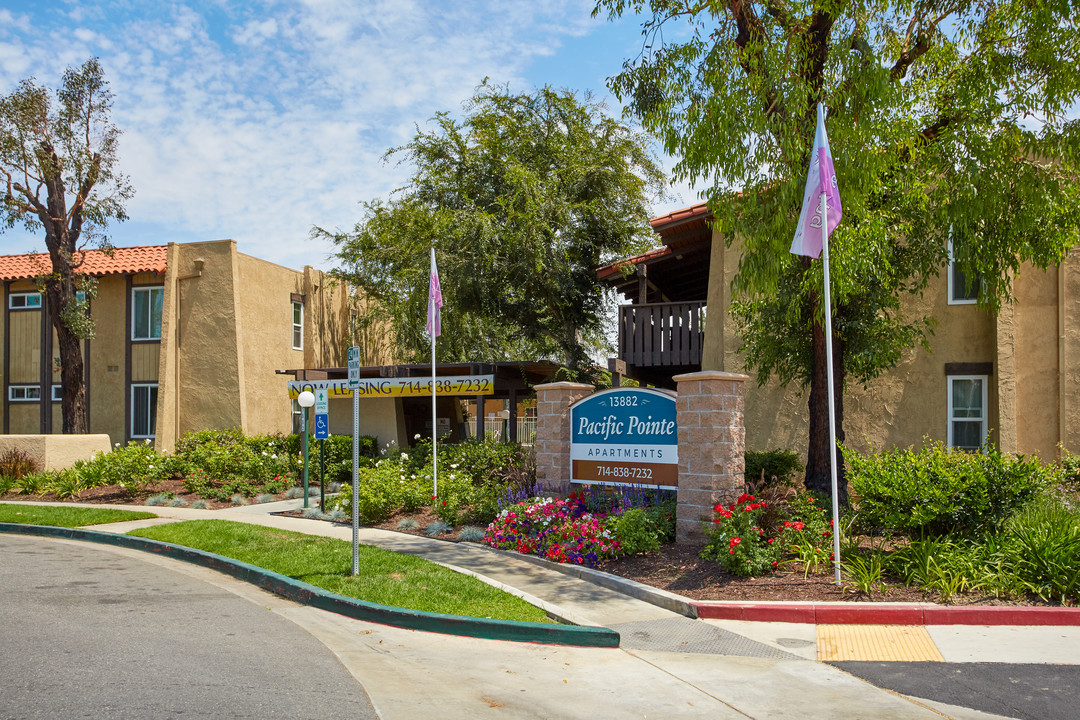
left=430, top=248, right=438, bottom=499
left=820, top=191, right=843, bottom=584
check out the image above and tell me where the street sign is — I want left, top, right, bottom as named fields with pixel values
left=314, top=388, right=329, bottom=415
left=348, top=346, right=361, bottom=389
left=314, top=412, right=329, bottom=439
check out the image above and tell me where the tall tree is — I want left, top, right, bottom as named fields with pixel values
left=1, top=58, right=133, bottom=433
left=594, top=1, right=1080, bottom=501
left=318, top=83, right=666, bottom=379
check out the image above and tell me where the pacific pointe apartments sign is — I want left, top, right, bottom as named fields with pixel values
left=569, top=387, right=678, bottom=487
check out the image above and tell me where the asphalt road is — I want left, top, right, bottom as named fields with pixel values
left=832, top=661, right=1080, bottom=720
left=0, top=534, right=378, bottom=720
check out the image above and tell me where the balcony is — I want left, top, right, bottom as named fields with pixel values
left=617, top=302, right=705, bottom=377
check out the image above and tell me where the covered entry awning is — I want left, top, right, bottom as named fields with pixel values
left=281, top=361, right=563, bottom=443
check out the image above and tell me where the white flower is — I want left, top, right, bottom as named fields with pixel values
left=400, top=453, right=408, bottom=461
left=414, top=433, right=421, bottom=440
left=114, top=443, right=120, bottom=448
left=450, top=464, right=458, bottom=469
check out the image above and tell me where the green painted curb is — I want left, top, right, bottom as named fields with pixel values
left=0, top=522, right=620, bottom=648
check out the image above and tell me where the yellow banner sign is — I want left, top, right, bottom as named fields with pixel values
left=287, top=375, right=495, bottom=399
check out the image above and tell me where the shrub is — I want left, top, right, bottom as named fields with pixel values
left=76, top=442, right=166, bottom=497
left=614, top=508, right=661, bottom=555
left=745, top=448, right=803, bottom=490
left=46, top=469, right=85, bottom=500
left=0, top=447, right=38, bottom=480
left=1001, top=497, right=1080, bottom=603
left=846, top=440, right=1053, bottom=537
left=701, top=491, right=832, bottom=578
left=173, top=429, right=296, bottom=501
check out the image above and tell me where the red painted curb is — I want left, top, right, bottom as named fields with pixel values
left=691, top=601, right=1080, bottom=626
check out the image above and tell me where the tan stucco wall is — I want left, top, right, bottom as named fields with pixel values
left=234, top=252, right=307, bottom=437
left=0, top=434, right=111, bottom=471
left=156, top=240, right=245, bottom=451
left=155, top=241, right=360, bottom=450
left=327, top=396, right=404, bottom=448
left=87, top=274, right=128, bottom=444
left=703, top=239, right=1071, bottom=457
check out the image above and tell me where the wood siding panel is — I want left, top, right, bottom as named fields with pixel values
left=9, top=311, right=40, bottom=383
left=131, top=343, right=160, bottom=382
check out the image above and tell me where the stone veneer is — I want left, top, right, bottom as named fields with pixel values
left=531, top=373, right=748, bottom=546
left=673, top=371, right=749, bottom=545
left=533, top=382, right=594, bottom=491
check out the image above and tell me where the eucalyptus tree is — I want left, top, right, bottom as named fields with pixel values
left=319, top=83, right=666, bottom=380
left=1, top=58, right=133, bottom=433
left=594, top=0, right=1080, bottom=501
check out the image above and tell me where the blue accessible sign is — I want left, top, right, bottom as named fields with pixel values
left=569, top=387, right=678, bottom=487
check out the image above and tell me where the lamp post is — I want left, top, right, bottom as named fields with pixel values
left=297, top=390, right=315, bottom=509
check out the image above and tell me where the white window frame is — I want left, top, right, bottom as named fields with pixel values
left=131, top=383, right=158, bottom=439
left=131, top=286, right=164, bottom=341
left=947, top=238, right=979, bottom=305
left=947, top=375, right=988, bottom=450
left=51, top=385, right=63, bottom=402
left=292, top=301, right=303, bottom=350
left=8, top=385, right=41, bottom=402
left=8, top=292, right=41, bottom=310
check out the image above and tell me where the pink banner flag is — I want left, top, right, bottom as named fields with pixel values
left=426, top=248, right=443, bottom=337
left=790, top=103, right=843, bottom=258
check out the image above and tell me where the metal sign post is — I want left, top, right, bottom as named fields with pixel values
left=348, top=347, right=361, bottom=576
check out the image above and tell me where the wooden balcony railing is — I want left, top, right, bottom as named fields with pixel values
left=618, top=301, right=705, bottom=368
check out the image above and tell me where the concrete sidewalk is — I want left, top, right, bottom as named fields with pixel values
left=5, top=498, right=1078, bottom=719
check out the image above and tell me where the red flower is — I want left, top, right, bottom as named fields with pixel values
left=767, top=537, right=774, bottom=544
left=442, top=500, right=447, bottom=506
left=729, top=549, right=736, bottom=554
left=771, top=561, right=778, bottom=567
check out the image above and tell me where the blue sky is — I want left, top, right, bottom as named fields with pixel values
left=0, top=1, right=704, bottom=271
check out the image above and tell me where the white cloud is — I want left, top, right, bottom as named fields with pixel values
left=0, top=0, right=675, bottom=269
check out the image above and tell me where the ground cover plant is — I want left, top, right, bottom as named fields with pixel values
left=0, top=504, right=156, bottom=527
left=129, top=519, right=552, bottom=622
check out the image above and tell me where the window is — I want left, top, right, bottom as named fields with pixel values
left=948, top=239, right=979, bottom=304
left=8, top=292, right=41, bottom=310
left=292, top=301, right=303, bottom=350
left=52, top=385, right=63, bottom=402
left=132, top=286, right=164, bottom=340
left=131, top=383, right=158, bottom=438
left=8, top=385, right=41, bottom=402
left=948, top=376, right=987, bottom=450
left=292, top=398, right=303, bottom=435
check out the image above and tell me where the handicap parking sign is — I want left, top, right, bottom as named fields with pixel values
left=314, top=412, right=329, bottom=439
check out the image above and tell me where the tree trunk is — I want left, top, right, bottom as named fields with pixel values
left=43, top=230, right=89, bottom=434
left=803, top=292, right=848, bottom=506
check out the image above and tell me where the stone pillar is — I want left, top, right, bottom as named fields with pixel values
left=534, top=382, right=594, bottom=491
left=673, top=370, right=749, bottom=545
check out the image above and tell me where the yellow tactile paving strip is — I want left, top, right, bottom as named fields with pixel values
left=817, top=625, right=945, bottom=662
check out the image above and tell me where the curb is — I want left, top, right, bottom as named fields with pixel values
left=691, top=601, right=1080, bottom=626
left=0, top=522, right=620, bottom=648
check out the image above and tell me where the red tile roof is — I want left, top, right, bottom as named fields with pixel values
left=0, top=245, right=168, bottom=281
left=650, top=201, right=710, bottom=231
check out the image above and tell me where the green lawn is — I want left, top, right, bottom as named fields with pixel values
left=0, top=503, right=157, bottom=527
left=129, top=519, right=553, bottom=623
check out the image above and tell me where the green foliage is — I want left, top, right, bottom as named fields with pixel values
left=595, top=0, right=1080, bottom=495
left=320, top=82, right=666, bottom=378
left=287, top=433, right=379, bottom=486
left=745, top=449, right=803, bottom=490
left=847, top=441, right=1052, bottom=537
left=46, top=468, right=85, bottom=500
left=1002, top=497, right=1080, bottom=603
left=1, top=59, right=135, bottom=433
left=614, top=508, right=661, bottom=555
left=172, top=429, right=296, bottom=501
left=0, top=447, right=38, bottom=480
